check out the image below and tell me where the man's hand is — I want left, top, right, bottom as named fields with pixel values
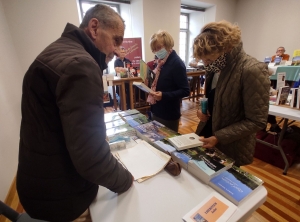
left=150, top=91, right=162, bottom=101
left=200, top=136, right=218, bottom=148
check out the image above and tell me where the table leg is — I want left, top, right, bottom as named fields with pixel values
left=129, top=82, right=134, bottom=109
left=278, top=118, right=289, bottom=175
left=112, top=86, right=117, bottom=111
left=120, top=82, right=126, bottom=111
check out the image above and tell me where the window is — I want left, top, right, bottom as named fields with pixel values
left=79, top=0, right=119, bottom=21
left=179, top=13, right=189, bottom=64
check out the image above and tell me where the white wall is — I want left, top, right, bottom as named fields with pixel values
left=236, top=0, right=300, bottom=60
left=0, top=0, right=79, bottom=201
left=0, top=1, right=23, bottom=201
left=2, top=0, right=80, bottom=73
left=143, top=0, right=181, bottom=62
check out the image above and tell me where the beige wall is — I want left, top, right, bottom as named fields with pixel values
left=236, top=0, right=300, bottom=60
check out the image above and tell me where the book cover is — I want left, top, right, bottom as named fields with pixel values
left=106, top=124, right=136, bottom=137
left=134, top=121, right=166, bottom=143
left=118, top=109, right=140, bottom=117
left=104, top=112, right=122, bottom=123
left=105, top=118, right=126, bottom=129
left=167, top=133, right=203, bottom=151
left=290, top=88, right=298, bottom=108
left=133, top=82, right=154, bottom=93
left=276, top=86, right=290, bottom=105
left=153, top=140, right=177, bottom=154
left=209, top=165, right=264, bottom=205
left=274, top=56, right=282, bottom=66
left=182, top=192, right=237, bottom=222
left=139, top=59, right=156, bottom=86
left=122, top=113, right=150, bottom=127
left=157, top=126, right=180, bottom=139
left=171, top=147, right=234, bottom=184
left=291, top=56, right=300, bottom=66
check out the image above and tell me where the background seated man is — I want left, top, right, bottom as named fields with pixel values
left=114, top=46, right=131, bottom=109
left=271, top=46, right=290, bottom=62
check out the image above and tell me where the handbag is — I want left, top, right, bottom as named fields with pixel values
left=164, top=155, right=181, bottom=176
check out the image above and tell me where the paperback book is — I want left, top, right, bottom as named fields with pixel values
left=275, top=86, right=290, bottom=105
left=106, top=124, right=136, bottom=138
left=209, top=165, right=264, bottom=205
left=182, top=191, right=237, bottom=222
left=167, top=133, right=203, bottom=151
left=105, top=118, right=126, bottom=129
left=133, top=82, right=154, bottom=93
left=118, top=109, right=140, bottom=117
left=104, top=112, right=122, bottom=123
left=134, top=121, right=165, bottom=143
left=121, top=113, right=149, bottom=127
left=171, top=147, right=235, bottom=184
left=290, top=88, right=298, bottom=108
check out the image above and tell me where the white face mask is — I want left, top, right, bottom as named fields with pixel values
left=155, top=48, right=168, bottom=59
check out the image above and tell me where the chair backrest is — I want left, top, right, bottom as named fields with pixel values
left=0, top=200, right=45, bottom=222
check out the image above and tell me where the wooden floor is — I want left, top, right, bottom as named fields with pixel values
left=1, top=99, right=300, bottom=222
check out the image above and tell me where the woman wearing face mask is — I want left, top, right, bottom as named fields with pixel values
left=194, top=21, right=270, bottom=167
left=148, top=30, right=190, bottom=132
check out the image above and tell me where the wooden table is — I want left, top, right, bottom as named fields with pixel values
left=186, top=70, right=206, bottom=101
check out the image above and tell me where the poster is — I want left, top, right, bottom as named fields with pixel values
left=121, top=38, right=142, bottom=68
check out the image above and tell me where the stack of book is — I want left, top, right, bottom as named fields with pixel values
left=171, top=146, right=235, bottom=184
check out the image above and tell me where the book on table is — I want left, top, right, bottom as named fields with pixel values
left=171, top=146, right=235, bottom=184
left=182, top=191, right=237, bottom=222
left=209, top=165, right=264, bottom=205
left=133, top=82, right=154, bottom=93
left=121, top=113, right=150, bottom=127
left=118, top=109, right=140, bottom=117
left=290, top=88, right=298, bottom=108
left=167, top=133, right=203, bottom=151
left=113, top=140, right=171, bottom=183
left=275, top=86, right=290, bottom=105
left=134, top=121, right=166, bottom=143
left=104, top=112, right=122, bottom=123
left=274, top=56, right=282, bottom=66
left=105, top=118, right=126, bottom=129
left=106, top=123, right=136, bottom=138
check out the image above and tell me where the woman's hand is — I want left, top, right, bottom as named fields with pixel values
left=150, top=91, right=162, bottom=101
left=196, top=109, right=210, bottom=122
left=200, top=136, right=218, bottom=148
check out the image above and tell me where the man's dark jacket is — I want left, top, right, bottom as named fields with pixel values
left=17, top=23, right=133, bottom=221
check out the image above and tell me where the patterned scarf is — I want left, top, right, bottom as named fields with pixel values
left=204, top=53, right=227, bottom=73
left=147, top=50, right=173, bottom=104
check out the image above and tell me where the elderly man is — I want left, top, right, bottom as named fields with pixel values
left=114, top=46, right=132, bottom=74
left=17, top=4, right=133, bottom=222
left=271, top=46, right=290, bottom=62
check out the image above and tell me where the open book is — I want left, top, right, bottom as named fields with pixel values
left=113, top=140, right=171, bottom=182
left=133, top=82, right=154, bottom=93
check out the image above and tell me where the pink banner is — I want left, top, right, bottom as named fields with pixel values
left=122, top=38, right=142, bottom=68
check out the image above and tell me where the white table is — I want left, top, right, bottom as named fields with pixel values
left=89, top=170, right=267, bottom=222
left=257, top=105, right=300, bottom=175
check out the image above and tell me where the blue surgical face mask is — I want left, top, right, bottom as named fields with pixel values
left=155, top=48, right=168, bottom=59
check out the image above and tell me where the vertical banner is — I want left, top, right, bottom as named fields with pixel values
left=122, top=38, right=142, bottom=68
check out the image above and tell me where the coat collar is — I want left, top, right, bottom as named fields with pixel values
left=61, top=23, right=108, bottom=71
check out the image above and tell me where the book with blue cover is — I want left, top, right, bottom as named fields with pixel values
left=209, top=165, right=264, bottom=205
left=134, top=121, right=166, bottom=143
left=171, top=147, right=234, bottom=184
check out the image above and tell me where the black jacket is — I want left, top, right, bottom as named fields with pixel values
left=17, top=23, right=133, bottom=221
left=151, top=50, right=190, bottom=120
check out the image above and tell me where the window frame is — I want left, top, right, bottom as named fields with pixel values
left=179, top=13, right=190, bottom=65
left=78, top=0, right=120, bottom=21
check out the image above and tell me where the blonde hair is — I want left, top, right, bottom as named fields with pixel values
left=193, top=20, right=241, bottom=59
left=150, top=30, right=174, bottom=52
